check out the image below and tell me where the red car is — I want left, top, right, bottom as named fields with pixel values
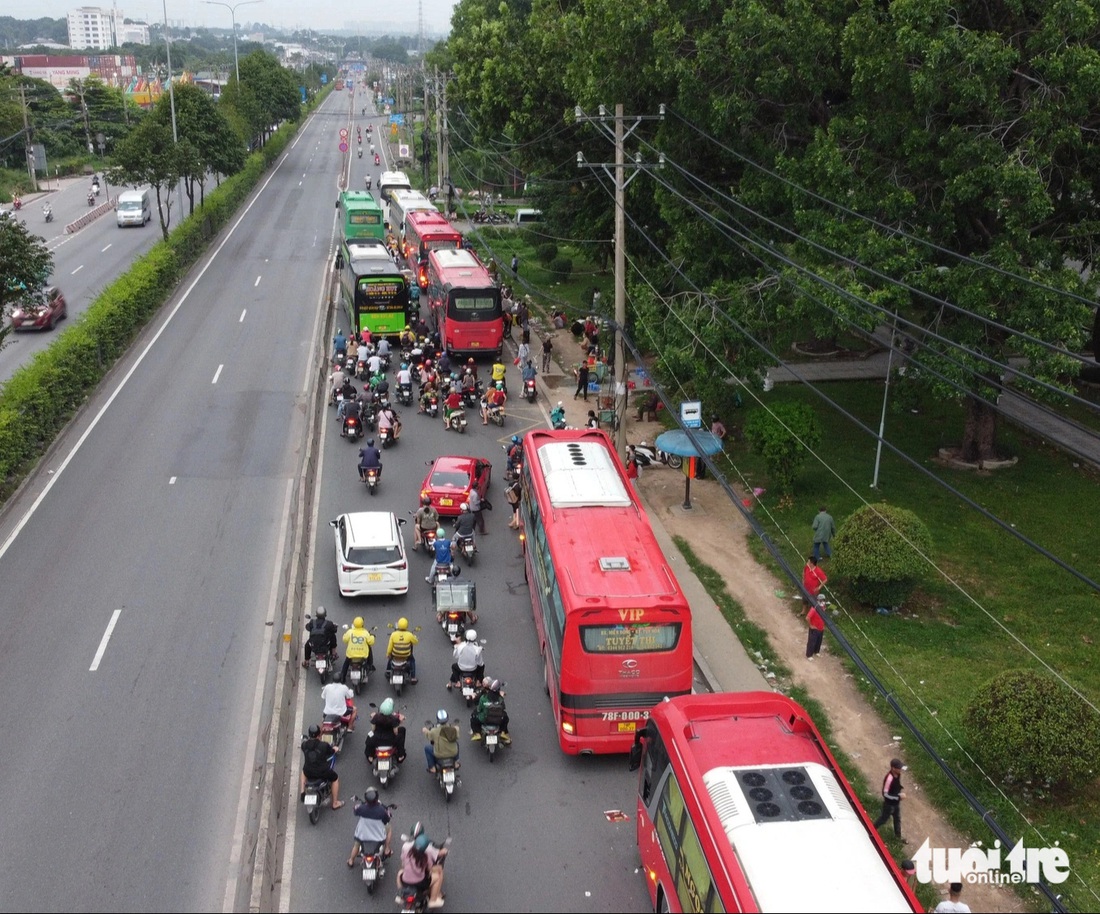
left=11, top=286, right=67, bottom=331
left=420, top=455, right=492, bottom=517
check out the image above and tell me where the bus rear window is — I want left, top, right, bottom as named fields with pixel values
left=580, top=623, right=682, bottom=653
left=349, top=213, right=382, bottom=225
left=451, top=295, right=497, bottom=312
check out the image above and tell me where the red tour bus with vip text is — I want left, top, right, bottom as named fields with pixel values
left=631, top=692, right=922, bottom=913
left=519, top=429, right=693, bottom=754
left=425, top=248, right=503, bottom=359
left=403, top=209, right=463, bottom=287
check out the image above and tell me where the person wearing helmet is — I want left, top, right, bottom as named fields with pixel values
left=413, top=494, right=440, bottom=549
left=550, top=401, right=566, bottom=429
left=376, top=336, right=392, bottom=358
left=386, top=617, right=420, bottom=683
left=448, top=628, right=485, bottom=689
left=396, top=360, right=413, bottom=394
left=348, top=786, right=393, bottom=867
left=465, top=356, right=478, bottom=379
left=397, top=827, right=448, bottom=908
left=442, top=384, right=463, bottom=429
left=365, top=696, right=407, bottom=764
left=376, top=398, right=402, bottom=441
left=302, top=606, right=338, bottom=668
left=490, top=355, right=508, bottom=393
left=330, top=362, right=348, bottom=403
left=437, top=351, right=452, bottom=377
left=452, top=502, right=476, bottom=543
left=358, top=439, right=383, bottom=481
left=471, top=678, right=511, bottom=744
left=481, top=381, right=506, bottom=425
left=340, top=616, right=376, bottom=683
left=333, top=329, right=348, bottom=363
left=506, top=435, right=524, bottom=477
left=423, top=708, right=461, bottom=773
left=400, top=326, right=415, bottom=349
left=300, top=723, right=344, bottom=808
left=426, top=528, right=454, bottom=583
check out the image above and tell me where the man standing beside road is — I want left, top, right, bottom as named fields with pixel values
left=812, top=506, right=836, bottom=561
left=468, top=487, right=487, bottom=536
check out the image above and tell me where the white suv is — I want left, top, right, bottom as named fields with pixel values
left=330, top=512, right=409, bottom=597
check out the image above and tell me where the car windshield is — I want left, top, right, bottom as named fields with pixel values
left=430, top=470, right=470, bottom=489
left=347, top=544, right=401, bottom=565
left=119, top=200, right=142, bottom=211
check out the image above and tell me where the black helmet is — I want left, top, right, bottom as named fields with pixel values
left=367, top=439, right=375, bottom=447
left=308, top=724, right=320, bottom=738
left=364, top=787, right=379, bottom=803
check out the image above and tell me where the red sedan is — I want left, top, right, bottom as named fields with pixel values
left=11, top=286, right=67, bottom=331
left=420, top=455, right=492, bottom=517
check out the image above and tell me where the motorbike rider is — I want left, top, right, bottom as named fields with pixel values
left=321, top=678, right=357, bottom=735
left=550, top=401, right=567, bottom=429
left=371, top=373, right=391, bottom=401
left=397, top=829, right=447, bottom=908
left=505, top=435, right=524, bottom=476
left=418, top=378, right=439, bottom=415
left=358, top=439, right=383, bottom=481
left=413, top=495, right=440, bottom=549
left=337, top=393, right=361, bottom=434
left=377, top=401, right=401, bottom=440
left=347, top=787, right=393, bottom=867
left=437, top=351, right=452, bottom=377
left=423, top=709, right=461, bottom=773
left=376, top=337, right=392, bottom=359
left=426, top=529, right=454, bottom=584
left=365, top=696, right=407, bottom=763
left=521, top=359, right=538, bottom=384
left=470, top=679, right=511, bottom=744
left=366, top=349, right=383, bottom=377
left=333, top=330, right=348, bottom=362
left=442, top=386, right=463, bottom=429
left=13, top=194, right=22, bottom=210
left=365, top=174, right=373, bottom=190
left=448, top=629, right=485, bottom=689
left=481, top=384, right=506, bottom=425
left=464, top=357, right=479, bottom=381
left=330, top=363, right=348, bottom=400
left=386, top=617, right=419, bottom=683
left=396, top=362, right=413, bottom=398
left=300, top=724, right=345, bottom=809
left=490, top=357, right=508, bottom=393
left=346, top=337, right=360, bottom=366
left=451, top=503, right=476, bottom=550
left=302, top=606, right=338, bottom=667
left=87, top=189, right=96, bottom=205
left=399, top=325, right=416, bottom=350
left=358, top=147, right=363, bottom=158
left=340, top=616, right=376, bottom=682
left=43, top=203, right=53, bottom=222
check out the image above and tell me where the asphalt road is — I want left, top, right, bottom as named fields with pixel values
left=1, top=178, right=162, bottom=385
left=0, top=98, right=346, bottom=911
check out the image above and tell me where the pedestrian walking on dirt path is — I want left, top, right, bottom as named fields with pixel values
left=812, top=507, right=836, bottom=561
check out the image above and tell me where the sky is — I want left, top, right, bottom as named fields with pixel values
left=6, top=1, right=459, bottom=37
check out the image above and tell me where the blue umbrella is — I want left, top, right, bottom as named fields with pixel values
left=654, top=430, right=724, bottom=509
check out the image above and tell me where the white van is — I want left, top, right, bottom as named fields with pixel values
left=116, top=189, right=151, bottom=228
left=514, top=208, right=543, bottom=226
left=329, top=512, right=409, bottom=597
left=378, top=171, right=413, bottom=204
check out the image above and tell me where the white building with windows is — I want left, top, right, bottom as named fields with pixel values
left=66, top=7, right=122, bottom=51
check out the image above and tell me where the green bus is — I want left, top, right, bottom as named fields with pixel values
left=340, top=240, right=415, bottom=338
left=340, top=191, right=385, bottom=243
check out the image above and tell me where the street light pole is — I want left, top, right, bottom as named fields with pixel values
left=161, top=0, right=184, bottom=217
left=204, top=0, right=263, bottom=85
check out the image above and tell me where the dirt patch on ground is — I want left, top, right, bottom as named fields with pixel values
left=632, top=434, right=1025, bottom=913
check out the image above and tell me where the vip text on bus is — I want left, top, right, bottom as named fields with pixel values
left=425, top=248, right=503, bottom=359
left=340, top=190, right=385, bottom=244
left=519, top=429, right=693, bottom=754
left=632, top=692, right=922, bottom=913
left=339, top=240, right=414, bottom=339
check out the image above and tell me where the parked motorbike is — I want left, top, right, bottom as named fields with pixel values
left=633, top=441, right=683, bottom=470
left=445, top=409, right=467, bottom=433
left=43, top=204, right=53, bottom=223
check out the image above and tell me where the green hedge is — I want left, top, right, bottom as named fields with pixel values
left=0, top=117, right=302, bottom=495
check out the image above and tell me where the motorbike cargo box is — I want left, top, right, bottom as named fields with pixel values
left=434, top=579, right=476, bottom=614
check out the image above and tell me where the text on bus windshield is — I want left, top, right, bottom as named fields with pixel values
left=581, top=623, right=682, bottom=653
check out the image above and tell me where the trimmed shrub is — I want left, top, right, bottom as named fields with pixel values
left=535, top=242, right=558, bottom=264
left=965, top=669, right=1100, bottom=795
left=548, top=256, right=573, bottom=282
left=743, top=402, right=821, bottom=493
left=831, top=503, right=932, bottom=607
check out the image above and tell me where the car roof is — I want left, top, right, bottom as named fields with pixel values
left=342, top=511, right=399, bottom=546
left=430, top=455, right=481, bottom=474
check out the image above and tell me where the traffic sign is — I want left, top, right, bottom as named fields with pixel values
left=339, top=128, right=348, bottom=138
left=680, top=400, right=703, bottom=429
left=339, top=141, right=348, bottom=152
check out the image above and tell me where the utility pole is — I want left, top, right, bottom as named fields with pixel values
left=441, top=77, right=450, bottom=212
left=76, top=79, right=94, bottom=155
left=575, top=103, right=665, bottom=455
left=19, top=85, right=37, bottom=191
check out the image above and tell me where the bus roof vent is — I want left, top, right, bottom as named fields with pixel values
left=537, top=440, right=633, bottom=508
left=598, top=556, right=631, bottom=571
left=733, top=766, right=831, bottom=823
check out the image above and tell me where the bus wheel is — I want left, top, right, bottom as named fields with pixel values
left=656, top=888, right=671, bottom=914
left=544, top=658, right=551, bottom=697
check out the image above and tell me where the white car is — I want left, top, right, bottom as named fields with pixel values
left=330, top=512, right=409, bottom=597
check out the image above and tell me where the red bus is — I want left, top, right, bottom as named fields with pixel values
left=519, top=429, right=693, bottom=754
left=425, top=248, right=503, bottom=359
left=632, top=692, right=922, bottom=913
left=402, top=209, right=463, bottom=287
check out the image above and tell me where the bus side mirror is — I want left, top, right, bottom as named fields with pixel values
left=628, top=742, right=642, bottom=772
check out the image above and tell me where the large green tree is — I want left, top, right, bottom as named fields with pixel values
left=0, top=217, right=52, bottom=350
left=107, top=112, right=182, bottom=241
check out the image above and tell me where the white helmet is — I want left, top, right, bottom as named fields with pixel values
left=465, top=629, right=478, bottom=642
left=460, top=502, right=470, bottom=512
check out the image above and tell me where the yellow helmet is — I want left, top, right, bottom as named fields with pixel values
left=397, top=617, right=409, bottom=631
left=353, top=616, right=364, bottom=628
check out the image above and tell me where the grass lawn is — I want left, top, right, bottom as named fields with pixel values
left=721, top=380, right=1100, bottom=909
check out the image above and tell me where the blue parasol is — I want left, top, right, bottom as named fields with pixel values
left=654, top=430, right=724, bottom=509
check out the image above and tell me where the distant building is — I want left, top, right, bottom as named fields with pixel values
left=117, top=22, right=150, bottom=45
left=2, top=53, right=138, bottom=92
left=67, top=7, right=118, bottom=51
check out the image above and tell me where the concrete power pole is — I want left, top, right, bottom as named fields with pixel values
left=574, top=103, right=665, bottom=455
left=434, top=68, right=443, bottom=189
left=19, top=85, right=38, bottom=191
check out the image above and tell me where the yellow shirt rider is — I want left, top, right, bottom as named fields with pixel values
left=386, top=617, right=419, bottom=682
left=340, top=617, right=375, bottom=682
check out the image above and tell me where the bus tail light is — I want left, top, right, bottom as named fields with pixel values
left=561, top=719, right=576, bottom=736
left=418, top=266, right=428, bottom=288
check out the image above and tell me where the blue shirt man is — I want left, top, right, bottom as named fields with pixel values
left=426, top=534, right=454, bottom=582
left=333, top=331, right=348, bottom=359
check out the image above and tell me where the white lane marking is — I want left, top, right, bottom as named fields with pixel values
left=71, top=264, right=84, bottom=274
left=89, top=609, right=122, bottom=671
left=254, top=276, right=261, bottom=287
left=101, top=243, right=112, bottom=252
left=239, top=309, right=247, bottom=323
left=212, top=364, right=224, bottom=384
left=169, top=476, right=177, bottom=484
